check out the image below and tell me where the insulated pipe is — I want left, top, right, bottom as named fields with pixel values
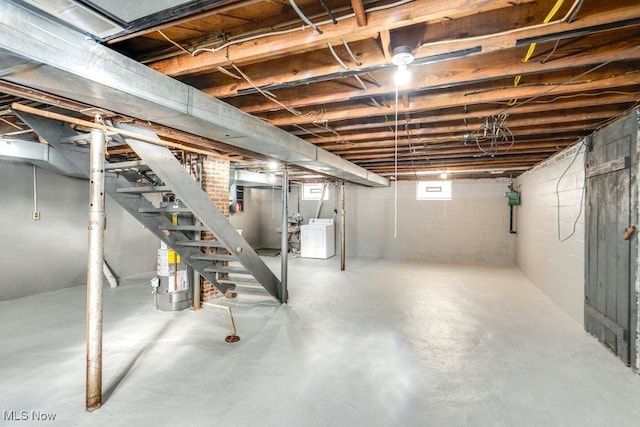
left=86, top=127, right=106, bottom=411
left=340, top=181, right=346, bottom=271
left=280, top=168, right=289, bottom=303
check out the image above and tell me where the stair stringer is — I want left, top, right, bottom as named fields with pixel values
left=104, top=175, right=236, bottom=295
left=114, top=123, right=282, bottom=301
left=13, top=112, right=240, bottom=296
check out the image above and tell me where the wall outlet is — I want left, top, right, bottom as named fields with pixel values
left=32, top=211, right=40, bottom=220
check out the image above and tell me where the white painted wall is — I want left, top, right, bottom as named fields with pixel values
left=255, top=183, right=340, bottom=249
left=346, top=179, right=515, bottom=265
left=515, top=143, right=586, bottom=325
left=229, top=187, right=263, bottom=247
left=104, top=195, right=159, bottom=279
left=0, top=160, right=158, bottom=300
left=259, top=184, right=304, bottom=249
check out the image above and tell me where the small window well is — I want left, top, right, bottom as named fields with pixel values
left=302, top=183, right=329, bottom=200
left=416, top=181, right=452, bottom=200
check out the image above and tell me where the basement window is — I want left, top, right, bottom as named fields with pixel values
left=416, top=180, right=452, bottom=201
left=302, top=183, right=329, bottom=200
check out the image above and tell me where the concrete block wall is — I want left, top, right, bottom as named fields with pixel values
left=0, top=160, right=158, bottom=300
left=104, top=194, right=159, bottom=279
left=199, top=156, right=230, bottom=301
left=346, top=179, right=515, bottom=265
left=515, top=142, right=586, bottom=324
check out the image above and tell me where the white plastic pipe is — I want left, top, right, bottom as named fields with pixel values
left=102, top=261, right=117, bottom=288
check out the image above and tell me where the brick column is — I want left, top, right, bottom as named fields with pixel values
left=200, top=156, right=230, bottom=301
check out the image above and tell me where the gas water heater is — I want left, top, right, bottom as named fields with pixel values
left=151, top=200, right=194, bottom=311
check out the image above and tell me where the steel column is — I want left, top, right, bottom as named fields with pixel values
left=86, top=127, right=106, bottom=411
left=341, top=181, right=346, bottom=271
left=193, top=160, right=202, bottom=310
left=280, top=168, right=289, bottom=303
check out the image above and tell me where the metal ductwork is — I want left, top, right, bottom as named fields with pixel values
left=0, top=1, right=389, bottom=187
left=0, top=137, right=85, bottom=177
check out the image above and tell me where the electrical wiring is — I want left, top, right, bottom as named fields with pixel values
left=292, top=124, right=329, bottom=139
left=342, top=39, right=361, bottom=66
left=229, top=62, right=307, bottom=118
left=556, top=139, right=586, bottom=242
left=192, top=26, right=307, bottom=56
left=526, top=90, right=640, bottom=104
left=191, top=0, right=415, bottom=56
left=465, top=114, right=515, bottom=157
left=228, top=61, right=348, bottom=141
left=328, top=42, right=349, bottom=70
left=216, top=66, right=241, bottom=80
left=288, top=0, right=322, bottom=34
left=165, top=1, right=415, bottom=150
left=508, top=0, right=566, bottom=105
left=393, top=78, right=399, bottom=238
left=157, top=29, right=192, bottom=55
left=311, top=119, right=344, bottom=140
left=497, top=44, right=640, bottom=116
left=523, top=0, right=567, bottom=62
left=405, top=124, right=420, bottom=182
left=540, top=39, right=561, bottom=64
left=489, top=89, right=640, bottom=106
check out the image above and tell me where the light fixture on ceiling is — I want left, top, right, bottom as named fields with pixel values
left=392, top=46, right=414, bottom=85
left=391, top=46, right=415, bottom=238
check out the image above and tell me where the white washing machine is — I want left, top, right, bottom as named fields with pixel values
left=300, top=218, right=335, bottom=259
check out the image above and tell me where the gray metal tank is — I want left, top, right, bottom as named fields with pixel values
left=152, top=200, right=194, bottom=311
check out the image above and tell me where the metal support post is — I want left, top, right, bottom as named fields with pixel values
left=193, top=159, right=202, bottom=310
left=193, top=221, right=202, bottom=310
left=86, top=127, right=106, bottom=411
left=280, top=168, right=289, bottom=303
left=340, top=181, right=346, bottom=271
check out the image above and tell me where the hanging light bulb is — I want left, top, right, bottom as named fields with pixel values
left=391, top=46, right=414, bottom=86
left=394, top=64, right=411, bottom=85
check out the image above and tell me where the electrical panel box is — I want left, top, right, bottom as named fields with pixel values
left=507, top=191, right=521, bottom=206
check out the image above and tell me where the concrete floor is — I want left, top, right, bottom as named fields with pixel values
left=1, top=258, right=640, bottom=426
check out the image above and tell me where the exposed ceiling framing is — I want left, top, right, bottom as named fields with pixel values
left=2, top=0, right=640, bottom=181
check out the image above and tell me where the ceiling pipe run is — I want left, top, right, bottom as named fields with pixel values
left=380, top=167, right=531, bottom=177
left=0, top=1, right=388, bottom=187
